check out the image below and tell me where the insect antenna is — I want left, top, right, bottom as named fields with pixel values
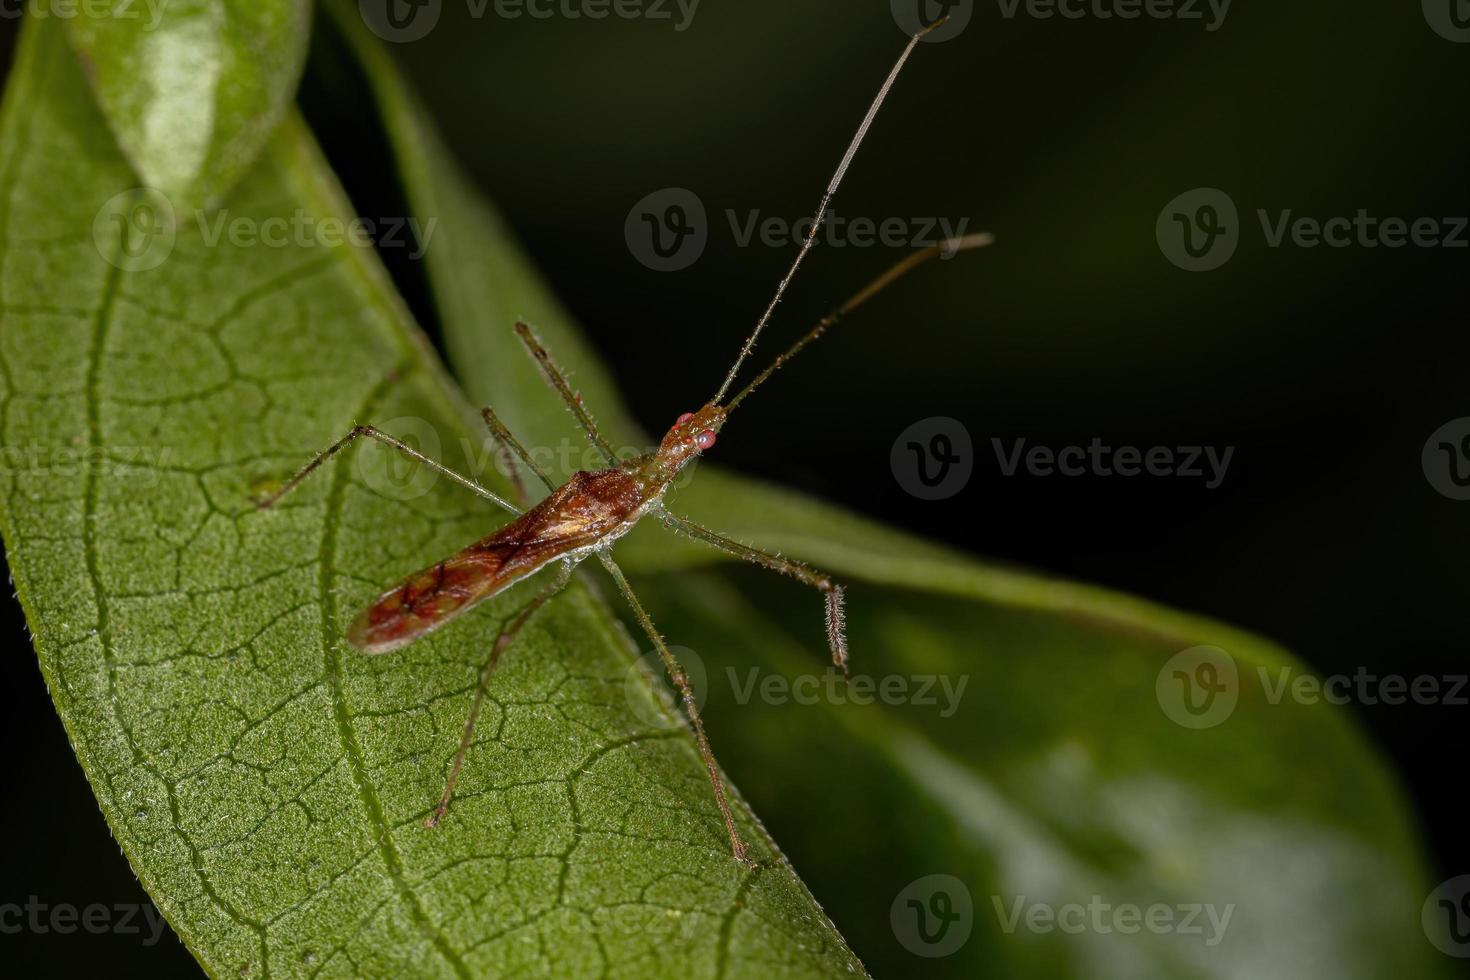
left=710, top=16, right=952, bottom=407
left=722, top=232, right=994, bottom=414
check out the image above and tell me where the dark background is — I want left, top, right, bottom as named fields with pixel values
left=2, top=0, right=1466, bottom=973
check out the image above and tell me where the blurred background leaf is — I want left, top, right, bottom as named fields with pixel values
left=64, top=0, right=312, bottom=207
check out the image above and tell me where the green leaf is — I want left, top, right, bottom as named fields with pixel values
left=334, top=8, right=1452, bottom=978
left=0, top=15, right=862, bottom=978
left=63, top=0, right=312, bottom=208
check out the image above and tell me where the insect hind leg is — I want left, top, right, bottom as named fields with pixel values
left=426, top=561, right=573, bottom=829
left=253, top=424, right=521, bottom=516
left=598, top=553, right=751, bottom=865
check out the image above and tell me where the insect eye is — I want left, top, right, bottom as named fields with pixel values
left=695, top=430, right=717, bottom=451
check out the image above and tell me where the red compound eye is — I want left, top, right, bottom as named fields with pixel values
left=695, top=430, right=717, bottom=451
left=676, top=412, right=694, bottom=425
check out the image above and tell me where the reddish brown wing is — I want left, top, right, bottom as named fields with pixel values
left=346, top=467, right=642, bottom=655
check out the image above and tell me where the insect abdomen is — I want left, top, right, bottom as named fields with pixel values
left=346, top=545, right=525, bottom=655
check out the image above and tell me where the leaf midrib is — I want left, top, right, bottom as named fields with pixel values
left=314, top=357, right=471, bottom=977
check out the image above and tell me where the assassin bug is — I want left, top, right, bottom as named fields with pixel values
left=255, top=18, right=990, bottom=864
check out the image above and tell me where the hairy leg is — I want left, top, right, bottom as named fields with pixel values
left=513, top=321, right=619, bottom=466
left=254, top=424, right=520, bottom=516
left=426, top=562, right=574, bottom=828
left=481, top=405, right=556, bottom=500
left=657, top=510, right=848, bottom=677
left=597, top=552, right=751, bottom=865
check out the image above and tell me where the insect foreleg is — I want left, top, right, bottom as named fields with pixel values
left=656, top=510, right=849, bottom=677
left=253, top=424, right=521, bottom=516
left=597, top=552, right=751, bottom=865
left=481, top=406, right=556, bottom=501
left=426, top=561, right=574, bottom=829
left=512, top=321, right=619, bottom=466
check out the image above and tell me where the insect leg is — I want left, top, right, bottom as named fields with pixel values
left=254, top=424, right=521, bottom=516
left=656, top=511, right=849, bottom=677
left=480, top=406, right=556, bottom=501
left=512, top=321, right=619, bottom=466
left=597, top=552, right=751, bottom=865
left=426, top=561, right=574, bottom=829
